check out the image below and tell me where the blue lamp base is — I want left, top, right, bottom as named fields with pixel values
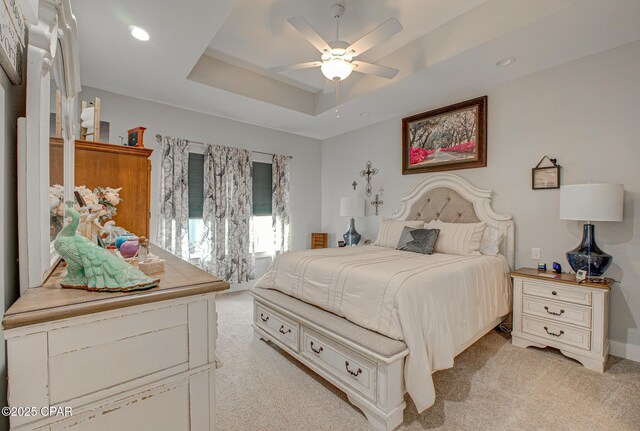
left=343, top=218, right=361, bottom=246
left=566, top=223, right=612, bottom=277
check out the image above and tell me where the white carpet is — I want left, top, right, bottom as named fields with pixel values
left=215, top=291, right=640, bottom=431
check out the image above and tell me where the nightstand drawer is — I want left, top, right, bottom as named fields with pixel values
left=522, top=280, right=592, bottom=306
left=522, top=315, right=591, bottom=350
left=522, top=296, right=592, bottom=328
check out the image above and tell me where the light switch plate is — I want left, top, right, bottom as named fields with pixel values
left=531, top=248, right=541, bottom=260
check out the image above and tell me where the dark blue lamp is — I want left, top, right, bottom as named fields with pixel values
left=559, top=183, right=624, bottom=277
left=340, top=197, right=365, bottom=246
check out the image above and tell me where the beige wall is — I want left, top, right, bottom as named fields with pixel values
left=321, top=41, right=640, bottom=360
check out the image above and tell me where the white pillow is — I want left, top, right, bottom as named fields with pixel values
left=426, top=220, right=486, bottom=256
left=375, top=218, right=424, bottom=248
left=480, top=226, right=504, bottom=256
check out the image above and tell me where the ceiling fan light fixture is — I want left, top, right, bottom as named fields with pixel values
left=321, top=58, right=353, bottom=81
left=130, top=26, right=150, bottom=41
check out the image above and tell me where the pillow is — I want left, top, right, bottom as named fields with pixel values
left=425, top=220, right=486, bottom=256
left=374, top=218, right=424, bottom=248
left=396, top=227, right=440, bottom=255
left=480, top=226, right=504, bottom=256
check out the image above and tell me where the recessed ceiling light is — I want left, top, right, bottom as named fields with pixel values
left=495, top=56, right=516, bottom=67
left=130, top=26, right=150, bottom=41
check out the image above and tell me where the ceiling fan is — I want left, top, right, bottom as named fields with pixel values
left=272, top=3, right=402, bottom=92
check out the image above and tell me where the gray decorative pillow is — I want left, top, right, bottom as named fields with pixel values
left=396, top=227, right=440, bottom=255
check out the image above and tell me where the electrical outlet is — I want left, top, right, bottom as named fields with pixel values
left=531, top=248, right=541, bottom=260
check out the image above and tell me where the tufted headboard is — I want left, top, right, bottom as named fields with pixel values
left=391, top=173, right=515, bottom=269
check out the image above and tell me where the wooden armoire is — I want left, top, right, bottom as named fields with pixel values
left=51, top=138, right=153, bottom=238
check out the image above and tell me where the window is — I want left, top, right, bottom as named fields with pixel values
left=186, top=156, right=275, bottom=256
left=252, top=162, right=275, bottom=254
left=188, top=153, right=204, bottom=259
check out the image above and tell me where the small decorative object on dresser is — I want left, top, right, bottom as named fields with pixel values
left=54, top=203, right=159, bottom=291
left=311, top=233, right=328, bottom=249
left=560, top=183, right=624, bottom=277
left=340, top=197, right=365, bottom=246
left=402, top=96, right=487, bottom=174
left=532, top=156, right=561, bottom=189
left=128, top=126, right=147, bottom=147
left=510, top=268, right=613, bottom=372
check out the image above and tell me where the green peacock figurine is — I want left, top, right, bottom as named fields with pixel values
left=54, top=202, right=160, bottom=291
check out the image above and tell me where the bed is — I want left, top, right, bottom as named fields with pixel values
left=250, top=173, right=514, bottom=431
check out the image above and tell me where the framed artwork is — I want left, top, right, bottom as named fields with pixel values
left=127, top=126, right=147, bottom=147
left=402, top=96, right=487, bottom=174
left=532, top=156, right=561, bottom=189
left=0, top=0, right=26, bottom=85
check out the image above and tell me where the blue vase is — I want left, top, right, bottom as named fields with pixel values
left=566, top=224, right=612, bottom=277
left=343, top=218, right=361, bottom=246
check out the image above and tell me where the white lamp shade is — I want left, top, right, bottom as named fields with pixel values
left=559, top=183, right=624, bottom=221
left=340, top=197, right=365, bottom=217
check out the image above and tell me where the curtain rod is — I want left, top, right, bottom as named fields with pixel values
left=155, top=133, right=293, bottom=159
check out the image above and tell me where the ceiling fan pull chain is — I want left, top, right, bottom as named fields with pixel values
left=335, top=81, right=340, bottom=118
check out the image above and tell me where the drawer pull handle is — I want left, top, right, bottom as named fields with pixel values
left=544, top=326, right=564, bottom=337
left=260, top=313, right=269, bottom=322
left=551, top=291, right=557, bottom=296
left=310, top=341, right=323, bottom=354
left=544, top=306, right=565, bottom=316
left=279, top=325, right=291, bottom=335
left=345, top=361, right=362, bottom=377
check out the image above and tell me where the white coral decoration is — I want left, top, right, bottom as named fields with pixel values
left=49, top=184, right=65, bottom=217
left=72, top=185, right=123, bottom=242
left=102, top=187, right=122, bottom=206
left=75, top=185, right=99, bottom=206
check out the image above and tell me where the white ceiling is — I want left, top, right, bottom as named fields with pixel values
left=208, top=0, right=487, bottom=91
left=72, top=0, right=640, bottom=140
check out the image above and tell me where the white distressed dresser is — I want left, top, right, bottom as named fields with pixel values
left=2, top=246, right=229, bottom=430
left=510, top=268, right=611, bottom=372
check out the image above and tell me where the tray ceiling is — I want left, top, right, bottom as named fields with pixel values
left=73, top=0, right=640, bottom=139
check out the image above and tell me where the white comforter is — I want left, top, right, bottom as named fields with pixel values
left=254, top=245, right=511, bottom=412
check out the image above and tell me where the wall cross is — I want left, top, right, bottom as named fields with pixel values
left=371, top=194, right=384, bottom=215
left=359, top=161, right=378, bottom=197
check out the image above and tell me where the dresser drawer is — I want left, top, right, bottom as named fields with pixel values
left=255, top=304, right=299, bottom=352
left=522, top=295, right=592, bottom=329
left=522, top=315, right=591, bottom=350
left=301, top=328, right=376, bottom=400
left=522, top=280, right=592, bottom=306
left=48, top=305, right=190, bottom=404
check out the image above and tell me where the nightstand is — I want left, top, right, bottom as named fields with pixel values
left=510, top=268, right=612, bottom=372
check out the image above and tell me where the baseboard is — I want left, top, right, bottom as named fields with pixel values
left=609, top=340, right=640, bottom=363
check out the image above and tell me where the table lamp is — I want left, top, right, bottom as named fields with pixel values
left=340, top=197, right=365, bottom=246
left=559, top=183, right=624, bottom=277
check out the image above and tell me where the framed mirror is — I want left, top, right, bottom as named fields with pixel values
left=17, top=0, right=80, bottom=293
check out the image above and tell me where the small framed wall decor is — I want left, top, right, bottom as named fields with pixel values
left=127, top=126, right=147, bottom=147
left=532, top=156, right=561, bottom=189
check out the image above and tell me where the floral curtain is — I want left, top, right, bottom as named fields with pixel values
left=157, top=136, right=190, bottom=260
left=272, top=154, right=291, bottom=254
left=200, top=144, right=255, bottom=283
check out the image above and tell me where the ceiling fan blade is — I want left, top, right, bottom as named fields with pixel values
left=323, top=80, right=336, bottom=94
left=271, top=61, right=322, bottom=73
left=352, top=61, right=399, bottom=79
left=287, top=16, right=331, bottom=53
left=346, top=18, right=402, bottom=57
